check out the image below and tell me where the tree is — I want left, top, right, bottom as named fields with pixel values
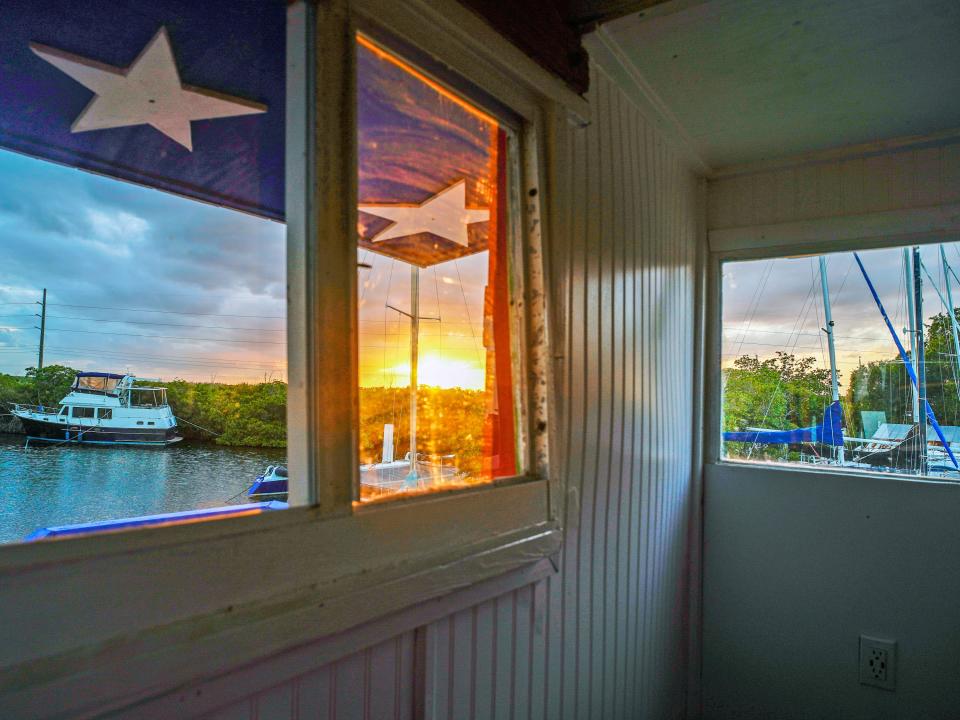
left=722, top=352, right=833, bottom=460
left=24, top=365, right=77, bottom=408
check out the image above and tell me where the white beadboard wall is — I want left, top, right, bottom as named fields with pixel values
left=708, top=141, right=960, bottom=231
left=176, top=66, right=701, bottom=720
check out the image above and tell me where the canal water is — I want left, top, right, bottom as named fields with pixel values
left=0, top=434, right=286, bottom=544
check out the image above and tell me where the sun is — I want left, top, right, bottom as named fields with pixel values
left=363, top=354, right=485, bottom=390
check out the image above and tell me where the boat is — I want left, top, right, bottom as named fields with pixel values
left=245, top=452, right=462, bottom=498
left=247, top=465, right=288, bottom=497
left=722, top=248, right=960, bottom=477
left=11, top=371, right=182, bottom=446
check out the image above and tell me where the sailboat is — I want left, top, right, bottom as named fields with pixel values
left=722, top=256, right=846, bottom=460
left=847, top=247, right=958, bottom=475
left=723, top=247, right=960, bottom=477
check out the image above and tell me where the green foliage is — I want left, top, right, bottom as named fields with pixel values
left=360, top=386, right=487, bottom=476
left=25, top=365, right=77, bottom=408
left=1, top=364, right=491, bottom=463
left=722, top=352, right=833, bottom=460
left=846, top=310, right=960, bottom=434
left=165, top=380, right=287, bottom=447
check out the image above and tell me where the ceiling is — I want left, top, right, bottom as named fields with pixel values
left=599, top=0, right=960, bottom=168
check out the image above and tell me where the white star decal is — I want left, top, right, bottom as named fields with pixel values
left=360, top=180, right=489, bottom=248
left=30, top=27, right=267, bottom=151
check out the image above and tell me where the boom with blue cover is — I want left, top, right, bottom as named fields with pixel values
left=853, top=252, right=959, bottom=469
left=723, top=400, right=844, bottom=446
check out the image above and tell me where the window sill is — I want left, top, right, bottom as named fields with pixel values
left=709, top=459, right=960, bottom=488
left=0, top=478, right=558, bottom=717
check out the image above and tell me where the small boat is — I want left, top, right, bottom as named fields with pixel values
left=247, top=465, right=289, bottom=497
left=246, top=452, right=463, bottom=498
left=11, top=371, right=182, bottom=446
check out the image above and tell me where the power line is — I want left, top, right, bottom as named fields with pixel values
left=44, top=327, right=285, bottom=344
left=48, top=302, right=284, bottom=319
left=41, top=314, right=285, bottom=332
left=42, top=343, right=284, bottom=367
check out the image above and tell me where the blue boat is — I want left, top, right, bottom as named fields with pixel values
left=247, top=465, right=288, bottom=497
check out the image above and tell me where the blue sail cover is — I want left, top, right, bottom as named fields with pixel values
left=723, top=400, right=844, bottom=447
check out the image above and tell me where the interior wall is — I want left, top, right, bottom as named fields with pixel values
left=702, top=464, right=960, bottom=720
left=702, top=139, right=960, bottom=720
left=127, top=64, right=701, bottom=719
left=708, top=141, right=960, bottom=231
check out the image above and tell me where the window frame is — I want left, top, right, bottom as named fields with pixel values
left=706, top=225, right=960, bottom=483
left=0, top=1, right=588, bottom=715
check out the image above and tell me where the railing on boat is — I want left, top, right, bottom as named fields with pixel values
left=11, top=403, right=59, bottom=415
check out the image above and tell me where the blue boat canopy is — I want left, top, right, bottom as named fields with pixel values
left=723, top=400, right=844, bottom=447
left=76, top=372, right=127, bottom=379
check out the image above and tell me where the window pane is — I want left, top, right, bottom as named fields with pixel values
left=356, top=36, right=520, bottom=500
left=722, top=242, right=960, bottom=481
left=0, top=0, right=291, bottom=543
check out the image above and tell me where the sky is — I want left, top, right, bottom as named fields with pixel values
left=0, top=147, right=489, bottom=387
left=723, top=241, right=960, bottom=395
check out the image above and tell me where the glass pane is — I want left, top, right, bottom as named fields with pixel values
left=722, top=242, right=960, bottom=481
left=0, top=0, right=291, bottom=543
left=356, top=36, right=519, bottom=501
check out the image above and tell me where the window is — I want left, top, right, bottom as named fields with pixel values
left=355, top=35, right=521, bottom=501
left=721, top=241, right=960, bottom=481
left=0, top=0, right=289, bottom=543
left=0, top=1, right=567, bottom=713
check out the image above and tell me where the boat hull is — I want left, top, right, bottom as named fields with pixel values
left=18, top=417, right=182, bottom=446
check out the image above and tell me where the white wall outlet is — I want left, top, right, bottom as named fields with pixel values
left=859, top=635, right=896, bottom=691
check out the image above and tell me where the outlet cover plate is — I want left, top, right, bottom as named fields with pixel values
left=860, top=635, right=896, bottom=691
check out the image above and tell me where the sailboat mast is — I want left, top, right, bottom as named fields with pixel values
left=904, top=248, right=920, bottom=422
left=407, top=265, right=420, bottom=483
left=818, top=257, right=844, bottom=463
left=941, top=245, right=960, bottom=385
left=913, top=246, right=928, bottom=475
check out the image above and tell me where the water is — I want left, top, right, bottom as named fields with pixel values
left=0, top=434, right=286, bottom=544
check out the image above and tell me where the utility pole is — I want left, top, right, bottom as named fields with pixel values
left=913, top=247, right=928, bottom=476
left=37, top=288, right=47, bottom=371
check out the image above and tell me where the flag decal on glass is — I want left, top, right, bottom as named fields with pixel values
left=0, top=0, right=284, bottom=220
left=29, top=27, right=268, bottom=152
left=357, top=36, right=498, bottom=268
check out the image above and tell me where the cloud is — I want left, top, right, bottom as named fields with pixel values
left=722, top=244, right=960, bottom=386
left=0, top=148, right=286, bottom=381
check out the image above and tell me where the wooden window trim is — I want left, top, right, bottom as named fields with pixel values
left=0, top=1, right=574, bottom=716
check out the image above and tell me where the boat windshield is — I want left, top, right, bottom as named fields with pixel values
left=130, top=387, right=168, bottom=407
left=75, top=375, right=122, bottom=395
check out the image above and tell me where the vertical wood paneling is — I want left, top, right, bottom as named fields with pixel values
left=709, top=140, right=960, bottom=230
left=196, top=66, right=700, bottom=720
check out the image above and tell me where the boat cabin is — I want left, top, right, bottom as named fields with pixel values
left=0, top=1, right=958, bottom=718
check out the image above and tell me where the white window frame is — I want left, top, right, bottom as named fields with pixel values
left=705, top=218, right=960, bottom=483
left=0, top=1, right=589, bottom=716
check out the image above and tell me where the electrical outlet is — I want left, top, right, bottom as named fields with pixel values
left=859, top=635, right=896, bottom=690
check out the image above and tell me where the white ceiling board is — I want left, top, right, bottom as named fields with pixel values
left=601, top=0, right=960, bottom=168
